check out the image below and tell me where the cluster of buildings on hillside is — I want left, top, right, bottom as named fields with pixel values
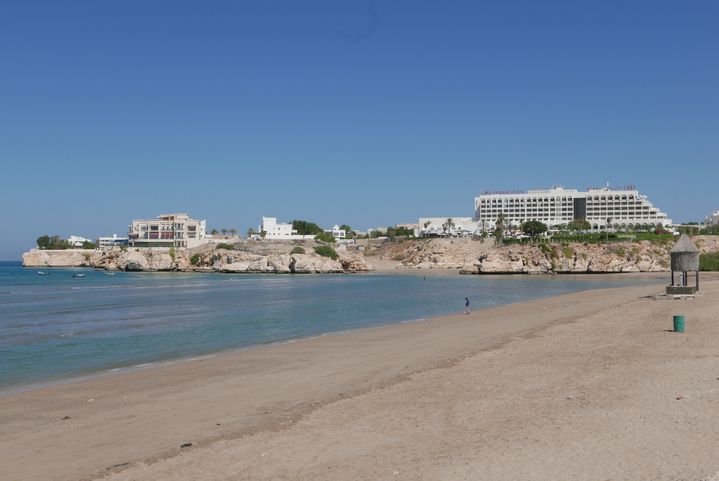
left=69, top=215, right=351, bottom=250
left=61, top=184, right=717, bottom=249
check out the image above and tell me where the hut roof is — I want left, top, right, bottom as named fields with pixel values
left=670, top=234, right=700, bottom=253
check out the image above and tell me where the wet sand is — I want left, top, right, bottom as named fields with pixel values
left=2, top=274, right=718, bottom=481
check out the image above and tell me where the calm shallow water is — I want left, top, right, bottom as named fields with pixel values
left=0, top=261, right=661, bottom=389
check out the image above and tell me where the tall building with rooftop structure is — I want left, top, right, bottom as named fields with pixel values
left=128, top=213, right=207, bottom=248
left=474, top=185, right=671, bottom=231
left=259, top=217, right=297, bottom=239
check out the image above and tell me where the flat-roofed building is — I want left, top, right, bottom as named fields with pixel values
left=325, top=225, right=347, bottom=239
left=128, top=213, right=207, bottom=248
left=259, top=217, right=297, bottom=239
left=474, top=185, right=671, bottom=231
left=97, top=234, right=129, bottom=248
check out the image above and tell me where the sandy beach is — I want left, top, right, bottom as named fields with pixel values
left=2, top=273, right=718, bottom=481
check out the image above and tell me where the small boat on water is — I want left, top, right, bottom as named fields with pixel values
left=72, top=273, right=85, bottom=278
left=104, top=272, right=116, bottom=276
left=37, top=271, right=49, bottom=275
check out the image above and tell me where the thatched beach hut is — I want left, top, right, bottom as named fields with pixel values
left=667, top=234, right=700, bottom=294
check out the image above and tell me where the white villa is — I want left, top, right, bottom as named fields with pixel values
left=128, top=213, right=207, bottom=248
left=325, top=225, right=346, bottom=240
left=706, top=211, right=719, bottom=226
left=67, top=235, right=93, bottom=247
left=259, top=217, right=347, bottom=240
left=259, top=217, right=299, bottom=239
left=474, top=185, right=672, bottom=231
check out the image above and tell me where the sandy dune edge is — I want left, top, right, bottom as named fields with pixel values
left=3, top=275, right=718, bottom=481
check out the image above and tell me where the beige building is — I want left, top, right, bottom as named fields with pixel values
left=128, top=213, right=207, bottom=248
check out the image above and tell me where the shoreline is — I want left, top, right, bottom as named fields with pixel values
left=19, top=261, right=675, bottom=277
left=0, top=272, right=667, bottom=394
left=1, top=276, right=689, bottom=481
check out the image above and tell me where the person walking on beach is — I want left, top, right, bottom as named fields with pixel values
left=465, top=297, right=470, bottom=315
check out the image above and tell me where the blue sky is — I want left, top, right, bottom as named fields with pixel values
left=1, top=1, right=717, bottom=259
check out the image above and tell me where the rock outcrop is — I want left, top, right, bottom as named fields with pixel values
left=22, top=249, right=101, bottom=268
left=207, top=251, right=344, bottom=273
left=22, top=243, right=368, bottom=274
left=459, top=241, right=673, bottom=274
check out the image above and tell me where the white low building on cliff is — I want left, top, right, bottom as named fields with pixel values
left=417, top=217, right=478, bottom=237
left=97, top=234, right=129, bottom=247
left=259, top=217, right=342, bottom=240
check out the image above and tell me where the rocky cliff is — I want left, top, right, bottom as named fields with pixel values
left=22, top=243, right=372, bottom=274
left=368, top=236, right=719, bottom=274
left=460, top=241, right=672, bottom=274
left=22, top=236, right=719, bottom=275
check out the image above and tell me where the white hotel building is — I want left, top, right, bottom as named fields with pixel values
left=474, top=186, right=672, bottom=231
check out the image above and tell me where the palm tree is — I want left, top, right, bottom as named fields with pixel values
left=442, top=218, right=455, bottom=237
left=229, top=228, right=237, bottom=238
left=423, top=221, right=431, bottom=237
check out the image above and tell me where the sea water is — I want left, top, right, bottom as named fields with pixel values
left=0, top=261, right=660, bottom=389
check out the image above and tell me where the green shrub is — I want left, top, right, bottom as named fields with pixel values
left=314, top=232, right=335, bottom=243
left=36, top=235, right=70, bottom=250
left=290, top=246, right=306, bottom=255
left=314, top=245, right=339, bottom=260
left=190, top=254, right=202, bottom=266
left=700, top=252, right=719, bottom=271
left=292, top=220, right=324, bottom=236
left=169, top=246, right=176, bottom=261
left=392, top=254, right=405, bottom=261
left=216, top=243, right=236, bottom=250
left=521, top=220, right=548, bottom=238
left=386, top=226, right=414, bottom=238
left=562, top=246, right=574, bottom=259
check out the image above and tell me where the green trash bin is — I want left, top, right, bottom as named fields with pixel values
left=673, top=315, right=685, bottom=333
